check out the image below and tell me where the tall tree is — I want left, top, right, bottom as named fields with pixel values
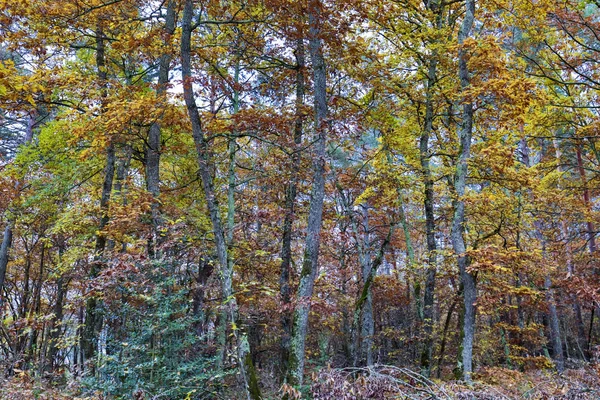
left=286, top=0, right=329, bottom=388
left=82, top=22, right=115, bottom=367
left=180, top=1, right=261, bottom=398
left=146, top=1, right=176, bottom=258
left=279, top=36, right=306, bottom=378
left=451, top=0, right=476, bottom=382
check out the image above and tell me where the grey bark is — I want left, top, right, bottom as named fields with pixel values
left=520, top=138, right=565, bottom=372
left=436, top=291, right=461, bottom=378
left=107, top=145, right=132, bottom=253
left=351, top=217, right=395, bottom=367
left=359, top=209, right=374, bottom=367
left=0, top=223, right=13, bottom=305
left=419, top=46, right=439, bottom=380
left=452, top=0, right=476, bottom=383
left=552, top=139, right=587, bottom=360
left=419, top=0, right=444, bottom=376
left=221, top=52, right=240, bottom=367
left=180, top=2, right=261, bottom=398
left=83, top=25, right=115, bottom=367
left=286, top=0, right=329, bottom=388
left=181, top=0, right=228, bottom=364
left=146, top=1, right=176, bottom=258
left=48, top=272, right=66, bottom=371
left=544, top=274, right=565, bottom=371
left=341, top=196, right=373, bottom=367
left=279, top=37, right=305, bottom=379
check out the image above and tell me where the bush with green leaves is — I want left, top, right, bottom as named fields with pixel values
left=83, top=265, right=222, bottom=399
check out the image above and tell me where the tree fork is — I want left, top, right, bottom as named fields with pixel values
left=181, top=1, right=261, bottom=398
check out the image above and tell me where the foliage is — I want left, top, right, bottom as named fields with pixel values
left=0, top=0, right=600, bottom=398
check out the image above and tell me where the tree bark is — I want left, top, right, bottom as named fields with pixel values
left=146, top=1, right=176, bottom=258
left=0, top=223, right=13, bottom=306
left=520, top=138, right=565, bottom=372
left=83, top=24, right=115, bottom=368
left=47, top=275, right=66, bottom=372
left=286, top=0, right=329, bottom=388
left=180, top=2, right=261, bottom=398
left=419, top=47, right=439, bottom=380
left=544, top=273, right=565, bottom=371
left=552, top=138, right=587, bottom=360
left=452, top=0, right=476, bottom=383
left=352, top=222, right=394, bottom=367
left=279, top=36, right=305, bottom=380
left=419, top=0, right=444, bottom=376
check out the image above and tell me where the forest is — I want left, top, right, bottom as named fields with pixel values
left=0, top=0, right=600, bottom=398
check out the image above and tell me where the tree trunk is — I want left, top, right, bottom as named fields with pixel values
left=146, top=1, right=176, bottom=258
left=452, top=0, right=476, bottom=383
left=544, top=274, right=565, bottom=371
left=180, top=2, right=261, bottom=398
left=419, top=53, right=438, bottom=379
left=47, top=274, right=66, bottom=372
left=352, top=223, right=394, bottom=367
left=436, top=291, right=460, bottom=379
left=521, top=138, right=565, bottom=372
left=279, top=36, right=305, bottom=380
left=83, top=24, right=114, bottom=368
left=418, top=0, right=444, bottom=375
left=0, top=223, right=13, bottom=306
left=286, top=0, right=329, bottom=388
left=107, top=144, right=132, bottom=253
left=347, top=204, right=373, bottom=367
left=576, top=142, right=598, bottom=353
left=552, top=138, right=587, bottom=360
left=25, top=244, right=45, bottom=366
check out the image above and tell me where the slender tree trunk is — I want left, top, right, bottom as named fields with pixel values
left=83, top=24, right=115, bottom=368
left=552, top=139, right=587, bottom=360
left=419, top=55, right=438, bottom=378
left=181, top=0, right=230, bottom=365
left=286, top=0, right=329, bottom=388
left=0, top=223, right=13, bottom=305
left=279, top=36, right=305, bottom=380
left=436, top=291, right=460, bottom=379
left=544, top=274, right=565, bottom=371
left=192, top=258, right=213, bottom=336
left=345, top=201, right=373, bottom=367
left=107, top=145, right=132, bottom=253
left=419, top=0, right=444, bottom=375
left=576, top=142, right=598, bottom=352
left=221, top=52, right=240, bottom=367
left=180, top=2, right=260, bottom=398
left=146, top=1, right=176, bottom=258
left=359, top=212, right=375, bottom=367
left=25, top=244, right=45, bottom=366
left=352, top=223, right=394, bottom=367
left=452, top=0, right=476, bottom=382
left=47, top=273, right=66, bottom=372
left=520, top=138, right=565, bottom=371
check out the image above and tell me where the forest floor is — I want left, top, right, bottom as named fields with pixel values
left=1, top=364, right=600, bottom=399
left=309, top=364, right=600, bottom=399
